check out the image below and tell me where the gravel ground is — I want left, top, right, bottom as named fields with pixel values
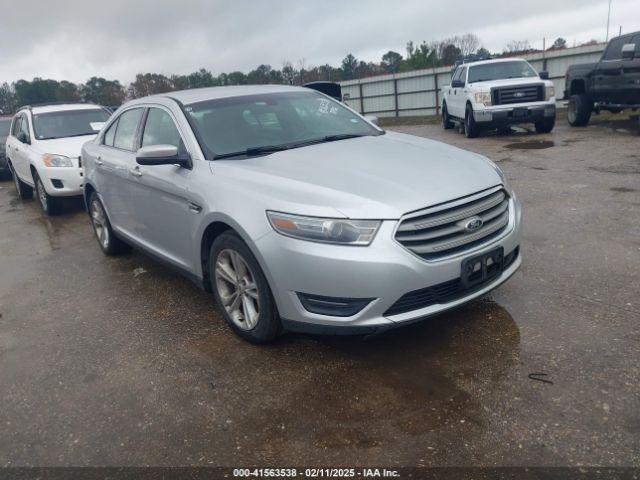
left=0, top=115, right=638, bottom=467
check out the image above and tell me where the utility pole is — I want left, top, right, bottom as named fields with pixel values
left=606, top=0, right=612, bottom=41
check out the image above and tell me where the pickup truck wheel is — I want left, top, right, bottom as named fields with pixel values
left=534, top=117, right=555, bottom=134
left=567, top=94, right=592, bottom=127
left=89, top=192, right=131, bottom=256
left=34, top=172, right=62, bottom=216
left=464, top=105, right=479, bottom=138
left=442, top=103, right=454, bottom=130
left=210, top=232, right=282, bottom=344
left=10, top=163, right=33, bottom=200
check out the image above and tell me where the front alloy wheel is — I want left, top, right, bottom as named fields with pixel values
left=215, top=249, right=261, bottom=330
left=34, top=172, right=60, bottom=215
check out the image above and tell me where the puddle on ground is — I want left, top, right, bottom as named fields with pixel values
left=610, top=187, right=638, bottom=193
left=190, top=299, right=520, bottom=454
left=504, top=140, right=555, bottom=150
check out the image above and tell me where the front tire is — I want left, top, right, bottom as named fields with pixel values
left=89, top=192, right=131, bottom=256
left=34, top=172, right=62, bottom=216
left=10, top=163, right=33, bottom=200
left=210, top=232, right=281, bottom=343
left=442, top=103, right=454, bottom=130
left=464, top=104, right=479, bottom=138
left=567, top=94, right=592, bottom=127
left=534, top=117, right=555, bottom=134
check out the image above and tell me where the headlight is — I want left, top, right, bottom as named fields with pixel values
left=267, top=211, right=380, bottom=246
left=545, top=85, right=555, bottom=101
left=474, top=92, right=492, bottom=106
left=42, top=154, right=73, bottom=167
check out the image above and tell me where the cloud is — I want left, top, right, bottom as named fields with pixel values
left=1, top=0, right=638, bottom=84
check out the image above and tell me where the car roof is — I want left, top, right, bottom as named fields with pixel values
left=29, top=103, right=105, bottom=115
left=133, top=84, right=309, bottom=106
left=463, top=57, right=528, bottom=68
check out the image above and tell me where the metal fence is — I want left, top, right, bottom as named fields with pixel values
left=339, top=43, right=606, bottom=117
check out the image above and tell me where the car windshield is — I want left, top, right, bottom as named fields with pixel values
left=183, top=91, right=382, bottom=159
left=32, top=109, right=110, bottom=140
left=468, top=61, right=538, bottom=83
left=0, top=118, right=11, bottom=140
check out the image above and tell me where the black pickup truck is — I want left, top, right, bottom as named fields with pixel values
left=564, top=31, right=640, bottom=126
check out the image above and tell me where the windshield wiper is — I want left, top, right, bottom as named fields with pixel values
left=214, top=144, right=290, bottom=159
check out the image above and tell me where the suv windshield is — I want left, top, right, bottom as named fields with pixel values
left=184, top=91, right=381, bottom=159
left=0, top=118, right=11, bottom=140
left=32, top=109, right=110, bottom=140
left=468, top=61, right=538, bottom=83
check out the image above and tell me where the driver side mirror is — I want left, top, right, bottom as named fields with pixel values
left=622, top=43, right=636, bottom=60
left=16, top=131, right=30, bottom=144
left=451, top=79, right=465, bottom=88
left=539, top=71, right=549, bottom=80
left=136, top=145, right=192, bottom=169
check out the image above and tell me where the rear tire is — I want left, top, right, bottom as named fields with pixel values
left=534, top=117, right=555, bottom=134
left=442, top=103, right=454, bottom=130
left=567, top=94, right=592, bottom=127
left=209, top=232, right=281, bottom=344
left=89, top=192, right=131, bottom=256
left=34, top=171, right=62, bottom=216
left=464, top=104, right=479, bottom=138
left=10, top=163, right=33, bottom=200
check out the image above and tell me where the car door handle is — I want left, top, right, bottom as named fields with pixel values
left=95, top=159, right=104, bottom=166
left=188, top=202, right=202, bottom=214
left=130, top=167, right=143, bottom=177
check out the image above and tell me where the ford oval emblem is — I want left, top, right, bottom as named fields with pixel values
left=514, top=92, right=525, bottom=98
left=464, top=216, right=484, bottom=232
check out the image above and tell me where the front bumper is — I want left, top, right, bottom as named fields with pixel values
left=474, top=103, right=556, bottom=125
left=256, top=196, right=523, bottom=334
left=38, top=166, right=84, bottom=197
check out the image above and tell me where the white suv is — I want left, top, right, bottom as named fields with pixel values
left=5, top=103, right=110, bottom=214
left=441, top=58, right=557, bottom=138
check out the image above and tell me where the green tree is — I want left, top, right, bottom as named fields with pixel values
left=14, top=78, right=60, bottom=107
left=341, top=54, right=358, bottom=80
left=381, top=51, right=403, bottom=73
left=80, top=77, right=125, bottom=106
left=129, top=73, right=174, bottom=98
left=0, top=83, right=16, bottom=114
left=56, top=81, right=80, bottom=102
left=550, top=37, right=567, bottom=50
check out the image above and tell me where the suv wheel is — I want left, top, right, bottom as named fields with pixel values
left=34, top=172, right=61, bottom=215
left=89, top=192, right=131, bottom=255
left=10, top=163, right=33, bottom=199
left=210, top=232, right=281, bottom=343
left=534, top=117, right=555, bottom=134
left=442, top=103, right=454, bottom=130
left=567, top=94, right=592, bottom=126
left=464, top=104, right=479, bottom=138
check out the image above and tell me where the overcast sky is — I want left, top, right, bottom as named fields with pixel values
left=1, top=0, right=639, bottom=85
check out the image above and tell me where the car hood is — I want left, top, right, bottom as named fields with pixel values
left=32, top=135, right=97, bottom=158
left=468, top=77, right=548, bottom=90
left=211, top=132, right=502, bottom=219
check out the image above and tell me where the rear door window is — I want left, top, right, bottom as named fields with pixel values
left=103, top=119, right=119, bottom=147
left=113, top=108, right=143, bottom=151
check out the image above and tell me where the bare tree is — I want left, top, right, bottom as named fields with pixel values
left=504, top=40, right=533, bottom=54
left=454, top=33, right=481, bottom=57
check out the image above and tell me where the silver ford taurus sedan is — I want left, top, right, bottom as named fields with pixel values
left=81, top=85, right=522, bottom=343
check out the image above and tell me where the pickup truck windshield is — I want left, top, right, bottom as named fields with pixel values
left=184, top=91, right=381, bottom=159
left=468, top=61, right=538, bottom=83
left=33, top=109, right=109, bottom=140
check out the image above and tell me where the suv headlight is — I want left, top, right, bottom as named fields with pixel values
left=267, top=211, right=380, bottom=246
left=474, top=92, right=492, bottom=106
left=42, top=154, right=73, bottom=167
left=545, top=85, right=555, bottom=101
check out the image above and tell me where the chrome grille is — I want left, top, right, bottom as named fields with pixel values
left=492, top=84, right=543, bottom=105
left=395, top=188, right=510, bottom=260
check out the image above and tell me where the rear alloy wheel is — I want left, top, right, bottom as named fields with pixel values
left=34, top=172, right=61, bottom=215
left=464, top=104, right=479, bottom=138
left=89, top=192, right=130, bottom=256
left=10, top=163, right=33, bottom=200
left=210, top=232, right=281, bottom=343
left=567, top=94, right=592, bottom=127
left=442, top=103, right=454, bottom=130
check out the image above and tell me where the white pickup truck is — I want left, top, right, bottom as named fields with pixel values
left=441, top=58, right=557, bottom=138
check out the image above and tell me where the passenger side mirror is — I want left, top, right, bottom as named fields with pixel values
left=622, top=43, right=636, bottom=59
left=539, top=71, right=549, bottom=80
left=136, top=145, right=191, bottom=168
left=451, top=79, right=465, bottom=88
left=364, top=115, right=379, bottom=126
left=16, top=131, right=29, bottom=144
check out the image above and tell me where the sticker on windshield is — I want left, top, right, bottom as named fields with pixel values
left=317, top=99, right=339, bottom=115
left=90, top=122, right=105, bottom=131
